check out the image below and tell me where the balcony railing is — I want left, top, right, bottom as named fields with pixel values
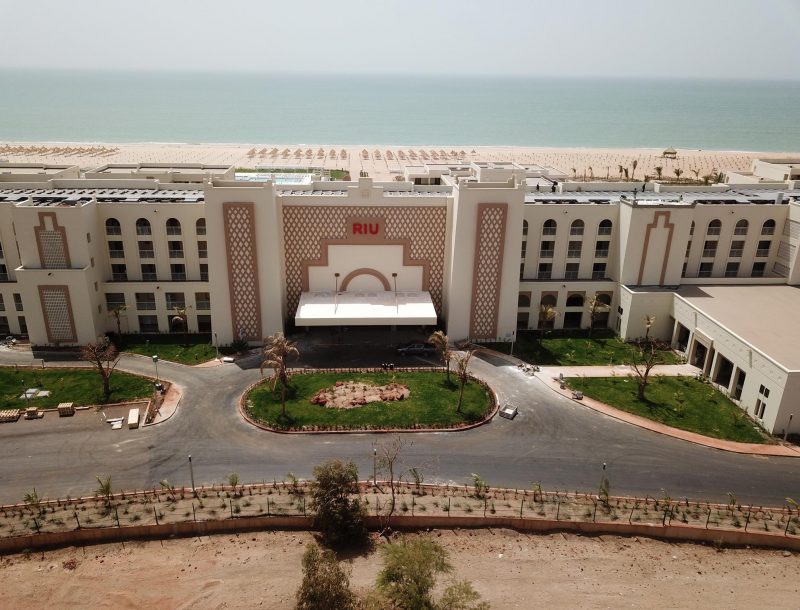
left=537, top=271, right=552, bottom=280
left=136, top=227, right=152, bottom=236
left=111, top=273, right=128, bottom=281
left=729, top=249, right=743, bottom=257
left=564, top=271, right=579, bottom=280
left=200, top=271, right=209, bottom=281
left=136, top=302, right=156, bottom=311
left=166, top=302, right=186, bottom=310
left=591, top=271, right=605, bottom=280
left=597, top=227, right=612, bottom=236
left=168, top=250, right=184, bottom=258
left=594, top=250, right=609, bottom=258
left=109, top=251, right=125, bottom=259
left=141, top=273, right=157, bottom=281
left=761, top=227, right=774, bottom=236
left=540, top=250, right=554, bottom=258
left=166, top=227, right=182, bottom=236
left=139, top=250, right=155, bottom=259
left=196, top=301, right=211, bottom=310
left=702, top=249, right=717, bottom=258
left=0, top=274, right=9, bottom=282
left=105, top=227, right=121, bottom=236
left=171, top=273, right=187, bottom=281
left=567, top=250, right=582, bottom=258
left=756, top=248, right=770, bottom=257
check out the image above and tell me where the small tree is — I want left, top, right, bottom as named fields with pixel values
left=376, top=435, right=409, bottom=516
left=109, top=304, right=127, bottom=337
left=260, top=332, right=300, bottom=417
left=23, top=488, right=41, bottom=511
left=453, top=350, right=473, bottom=415
left=428, top=330, right=452, bottom=382
left=628, top=341, right=665, bottom=401
left=538, top=304, right=558, bottom=345
left=81, top=338, right=120, bottom=402
left=310, top=459, right=367, bottom=549
left=587, top=293, right=610, bottom=339
left=171, top=305, right=191, bottom=345
left=631, top=159, right=638, bottom=181
left=376, top=538, right=488, bottom=610
left=644, top=314, right=656, bottom=341
left=95, top=474, right=113, bottom=507
left=674, top=167, right=684, bottom=182
left=654, top=166, right=663, bottom=180
left=296, top=543, right=356, bottom=610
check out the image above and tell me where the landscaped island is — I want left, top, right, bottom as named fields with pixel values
left=245, top=371, right=492, bottom=431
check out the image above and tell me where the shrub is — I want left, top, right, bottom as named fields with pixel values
left=310, top=460, right=368, bottom=549
left=296, top=544, right=356, bottom=610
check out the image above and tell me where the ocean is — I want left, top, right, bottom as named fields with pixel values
left=1, top=70, right=798, bottom=150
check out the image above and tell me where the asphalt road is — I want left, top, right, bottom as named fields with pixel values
left=0, top=342, right=798, bottom=507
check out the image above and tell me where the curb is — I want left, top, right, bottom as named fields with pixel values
left=237, top=369, right=500, bottom=434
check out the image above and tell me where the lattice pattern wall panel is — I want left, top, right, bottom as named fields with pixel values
left=34, top=213, right=71, bottom=269
left=470, top=204, right=508, bottom=339
left=282, top=205, right=447, bottom=316
left=223, top=203, right=262, bottom=341
left=38, top=286, right=76, bottom=344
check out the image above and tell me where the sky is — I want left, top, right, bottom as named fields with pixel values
left=1, top=0, right=799, bottom=79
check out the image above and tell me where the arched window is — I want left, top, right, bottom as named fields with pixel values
left=762, top=219, right=776, bottom=235
left=707, top=219, right=721, bottom=236
left=540, top=294, right=557, bottom=307
left=734, top=219, right=748, bottom=235
left=570, top=219, right=584, bottom=236
left=598, top=219, right=612, bottom=235
left=196, top=218, right=206, bottom=236
left=105, top=218, right=121, bottom=235
left=166, top=218, right=182, bottom=236
left=596, top=293, right=612, bottom=306
left=518, top=293, right=531, bottom=307
left=566, top=294, right=584, bottom=307
left=135, top=218, right=151, bottom=236
left=542, top=219, right=557, bottom=236
left=522, top=220, right=528, bottom=237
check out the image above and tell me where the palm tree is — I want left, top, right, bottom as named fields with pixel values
left=587, top=166, right=594, bottom=180
left=674, top=168, right=684, bottom=182
left=654, top=166, right=663, bottom=180
left=631, top=159, right=638, bottom=181
left=95, top=474, right=113, bottom=506
left=617, top=164, right=624, bottom=180
left=538, top=304, right=558, bottom=345
left=428, top=330, right=452, bottom=382
left=644, top=314, right=656, bottom=342
left=691, top=168, right=700, bottom=182
left=587, top=294, right=610, bottom=339
left=453, top=350, right=474, bottom=414
left=571, top=167, right=577, bottom=179
left=261, top=332, right=300, bottom=417
left=171, top=306, right=191, bottom=345
left=109, top=304, right=127, bottom=337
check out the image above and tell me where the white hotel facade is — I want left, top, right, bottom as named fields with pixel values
left=0, top=160, right=799, bottom=436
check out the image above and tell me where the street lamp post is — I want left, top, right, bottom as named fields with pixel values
left=392, top=272, right=398, bottom=312
left=334, top=272, right=340, bottom=313
left=214, top=332, right=219, bottom=361
left=152, top=355, right=159, bottom=385
left=373, top=445, right=378, bottom=488
left=188, top=454, right=196, bottom=496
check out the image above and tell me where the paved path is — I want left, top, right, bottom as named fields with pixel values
left=1, top=345, right=800, bottom=508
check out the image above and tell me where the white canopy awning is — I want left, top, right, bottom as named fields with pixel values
left=295, top=290, right=437, bottom=326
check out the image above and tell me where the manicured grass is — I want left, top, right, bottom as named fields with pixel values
left=0, top=368, right=154, bottom=409
left=246, top=371, right=491, bottom=430
left=485, top=329, right=681, bottom=366
left=116, top=334, right=226, bottom=365
left=566, top=375, right=767, bottom=444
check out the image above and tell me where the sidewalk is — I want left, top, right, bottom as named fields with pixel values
left=147, top=382, right=183, bottom=425
left=536, top=365, right=800, bottom=458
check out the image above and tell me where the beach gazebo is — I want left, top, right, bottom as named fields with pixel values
left=663, top=147, right=677, bottom=159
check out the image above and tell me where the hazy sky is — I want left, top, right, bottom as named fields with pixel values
left=2, top=0, right=799, bottom=79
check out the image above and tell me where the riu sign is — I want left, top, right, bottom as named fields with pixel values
left=347, top=217, right=385, bottom=239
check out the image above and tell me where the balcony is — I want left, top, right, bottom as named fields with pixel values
left=591, top=272, right=605, bottom=280
left=567, top=250, right=582, bottom=258
left=729, top=249, right=743, bottom=258
left=196, top=300, right=211, bottom=310
left=111, top=272, right=128, bottom=281
left=756, top=248, right=770, bottom=257
left=141, top=272, right=157, bottom=281
left=168, top=250, right=185, bottom=259
left=136, top=302, right=156, bottom=311
left=139, top=250, right=155, bottom=259
left=109, top=251, right=125, bottom=259
left=564, top=271, right=579, bottom=280
left=171, top=273, right=187, bottom=281
left=702, top=249, right=717, bottom=258
left=594, top=250, right=609, bottom=258
left=540, top=250, right=554, bottom=258
left=537, top=271, right=552, bottom=280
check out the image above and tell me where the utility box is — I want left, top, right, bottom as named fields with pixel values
left=57, top=402, right=75, bottom=417
left=127, top=408, right=140, bottom=429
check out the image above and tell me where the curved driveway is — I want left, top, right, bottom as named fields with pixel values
left=0, top=348, right=798, bottom=506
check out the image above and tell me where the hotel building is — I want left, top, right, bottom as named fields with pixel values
left=0, top=159, right=798, bottom=435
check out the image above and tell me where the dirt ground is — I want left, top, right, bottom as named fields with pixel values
left=0, top=529, right=797, bottom=609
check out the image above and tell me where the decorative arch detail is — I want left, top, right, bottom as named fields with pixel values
left=340, top=268, right=391, bottom=291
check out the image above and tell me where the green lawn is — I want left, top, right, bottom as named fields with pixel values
left=567, top=375, right=767, bottom=444
left=116, top=334, right=227, bottom=365
left=485, top=329, right=681, bottom=366
left=246, top=371, right=491, bottom=430
left=0, top=368, right=154, bottom=409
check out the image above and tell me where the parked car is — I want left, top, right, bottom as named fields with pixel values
left=396, top=342, right=437, bottom=356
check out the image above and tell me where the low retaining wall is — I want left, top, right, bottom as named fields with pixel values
left=3, top=512, right=798, bottom=555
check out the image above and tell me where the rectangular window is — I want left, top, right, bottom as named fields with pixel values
left=724, top=262, right=739, bottom=278
left=199, top=264, right=208, bottom=282
left=756, top=240, right=771, bottom=257
left=138, top=241, right=155, bottom=259
left=685, top=241, right=692, bottom=258
left=0, top=263, right=8, bottom=282
left=111, top=264, right=128, bottom=281
left=594, top=241, right=609, bottom=258
left=196, top=221, right=207, bottom=236
left=138, top=315, right=159, bottom=333
left=537, top=263, right=552, bottom=280
left=171, top=264, right=186, bottom=281
left=18, top=316, right=27, bottom=335
left=105, top=293, right=126, bottom=311
left=567, top=241, right=582, bottom=258
left=195, top=292, right=211, bottom=310
left=13, top=293, right=23, bottom=312
left=591, top=263, right=606, bottom=280
left=564, top=262, right=580, bottom=280
left=197, top=314, right=212, bottom=333
left=698, top=262, right=713, bottom=278
left=702, top=241, right=717, bottom=258
left=108, top=241, right=125, bottom=259
left=751, top=262, right=766, bottom=277
left=729, top=240, right=744, bottom=258
left=165, top=292, right=186, bottom=310
left=0, top=316, right=9, bottom=335
left=540, top=241, right=554, bottom=258
left=135, top=292, right=156, bottom=311
left=168, top=241, right=184, bottom=258
left=141, top=264, right=157, bottom=281
left=681, top=262, right=687, bottom=277
left=197, top=241, right=208, bottom=259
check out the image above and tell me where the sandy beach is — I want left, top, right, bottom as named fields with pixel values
left=1, top=529, right=797, bottom=609
left=2, top=142, right=798, bottom=182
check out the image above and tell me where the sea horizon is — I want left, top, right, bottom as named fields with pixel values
left=1, top=70, right=799, bottom=151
